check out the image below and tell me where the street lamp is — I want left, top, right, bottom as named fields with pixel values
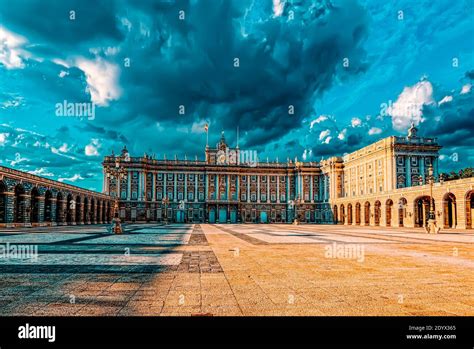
left=425, top=164, right=440, bottom=234
left=104, top=154, right=128, bottom=234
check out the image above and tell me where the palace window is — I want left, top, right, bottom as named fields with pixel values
left=251, top=175, right=256, bottom=182
left=178, top=173, right=184, bottom=181
left=167, top=193, right=173, bottom=200
left=280, top=194, right=286, bottom=202
left=271, top=176, right=276, bottom=182
left=280, top=176, right=286, bottom=182
left=397, top=157, right=404, bottom=166
left=304, top=194, right=310, bottom=201
left=271, top=194, right=276, bottom=202
left=242, top=175, right=247, bottom=182
left=251, top=193, right=257, bottom=202
left=189, top=174, right=195, bottom=181
left=411, top=157, right=418, bottom=166
left=188, top=192, right=194, bottom=201
left=157, top=192, right=162, bottom=200
left=167, top=173, right=173, bottom=181
left=199, top=192, right=205, bottom=201
left=121, top=191, right=127, bottom=199
left=241, top=193, right=247, bottom=201
left=261, top=176, right=267, bottom=183
left=199, top=174, right=204, bottom=181
left=261, top=194, right=266, bottom=201
left=132, top=192, right=137, bottom=200
left=157, top=173, right=163, bottom=180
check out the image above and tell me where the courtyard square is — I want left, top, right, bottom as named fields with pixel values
left=0, top=224, right=472, bottom=316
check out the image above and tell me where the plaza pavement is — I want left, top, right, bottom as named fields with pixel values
left=0, top=223, right=472, bottom=316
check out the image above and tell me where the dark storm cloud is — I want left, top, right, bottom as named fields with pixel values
left=0, top=0, right=123, bottom=53
left=112, top=0, right=369, bottom=148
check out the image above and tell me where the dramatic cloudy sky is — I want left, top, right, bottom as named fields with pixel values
left=0, top=0, right=473, bottom=191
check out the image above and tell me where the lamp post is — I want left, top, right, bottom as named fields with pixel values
left=426, top=164, right=440, bottom=234
left=104, top=155, right=128, bottom=234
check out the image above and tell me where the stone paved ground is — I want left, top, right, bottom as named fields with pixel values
left=0, top=223, right=472, bottom=316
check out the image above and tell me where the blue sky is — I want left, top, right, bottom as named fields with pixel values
left=0, top=0, right=473, bottom=191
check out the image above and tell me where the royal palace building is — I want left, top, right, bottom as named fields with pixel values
left=102, top=125, right=474, bottom=230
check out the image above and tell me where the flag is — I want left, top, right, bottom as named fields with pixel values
left=204, top=123, right=209, bottom=132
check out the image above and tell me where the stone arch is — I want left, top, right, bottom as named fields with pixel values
left=30, top=187, right=41, bottom=224
left=398, top=198, right=407, bottom=227
left=90, top=198, right=96, bottom=224
left=414, top=196, right=432, bottom=228
left=339, top=204, right=345, bottom=225
left=0, top=180, right=7, bottom=224
left=83, top=196, right=89, bottom=224
left=347, top=203, right=353, bottom=225
left=44, top=190, right=53, bottom=223
left=355, top=202, right=361, bottom=225
left=56, top=191, right=65, bottom=224
left=364, top=201, right=371, bottom=226
left=374, top=200, right=381, bottom=226
left=385, top=199, right=393, bottom=227
left=465, top=190, right=474, bottom=229
left=14, top=183, right=27, bottom=224
left=443, top=192, right=457, bottom=229
left=66, top=193, right=74, bottom=224
left=96, top=199, right=101, bottom=223
left=75, top=195, right=82, bottom=224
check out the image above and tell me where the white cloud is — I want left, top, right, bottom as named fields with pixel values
left=273, top=0, right=285, bottom=17
left=438, top=95, right=453, bottom=105
left=368, top=127, right=382, bottom=135
left=319, top=129, right=331, bottom=141
left=28, top=168, right=54, bottom=177
left=0, top=132, right=8, bottom=145
left=58, top=174, right=84, bottom=183
left=58, top=70, right=69, bottom=78
left=351, top=117, right=362, bottom=128
left=0, top=26, right=29, bottom=69
left=85, top=139, right=101, bottom=156
left=388, top=80, right=435, bottom=131
left=310, top=115, right=328, bottom=129
left=58, top=143, right=70, bottom=153
left=337, top=128, right=347, bottom=140
left=323, top=136, right=332, bottom=144
left=1, top=96, right=23, bottom=109
left=461, top=83, right=471, bottom=94
left=75, top=57, right=121, bottom=106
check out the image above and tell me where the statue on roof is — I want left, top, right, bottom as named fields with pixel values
left=407, top=121, right=418, bottom=139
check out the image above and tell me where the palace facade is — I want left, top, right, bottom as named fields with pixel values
left=102, top=125, right=474, bottom=230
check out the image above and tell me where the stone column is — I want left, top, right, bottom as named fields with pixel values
left=85, top=202, right=91, bottom=224
left=91, top=202, right=97, bottom=224
left=380, top=203, right=387, bottom=227
left=98, top=201, right=103, bottom=224
left=57, top=199, right=67, bottom=225
left=77, top=202, right=84, bottom=225
left=4, top=192, right=15, bottom=227
left=37, top=196, right=45, bottom=225
left=50, top=198, right=57, bottom=226
left=20, top=194, right=32, bottom=227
